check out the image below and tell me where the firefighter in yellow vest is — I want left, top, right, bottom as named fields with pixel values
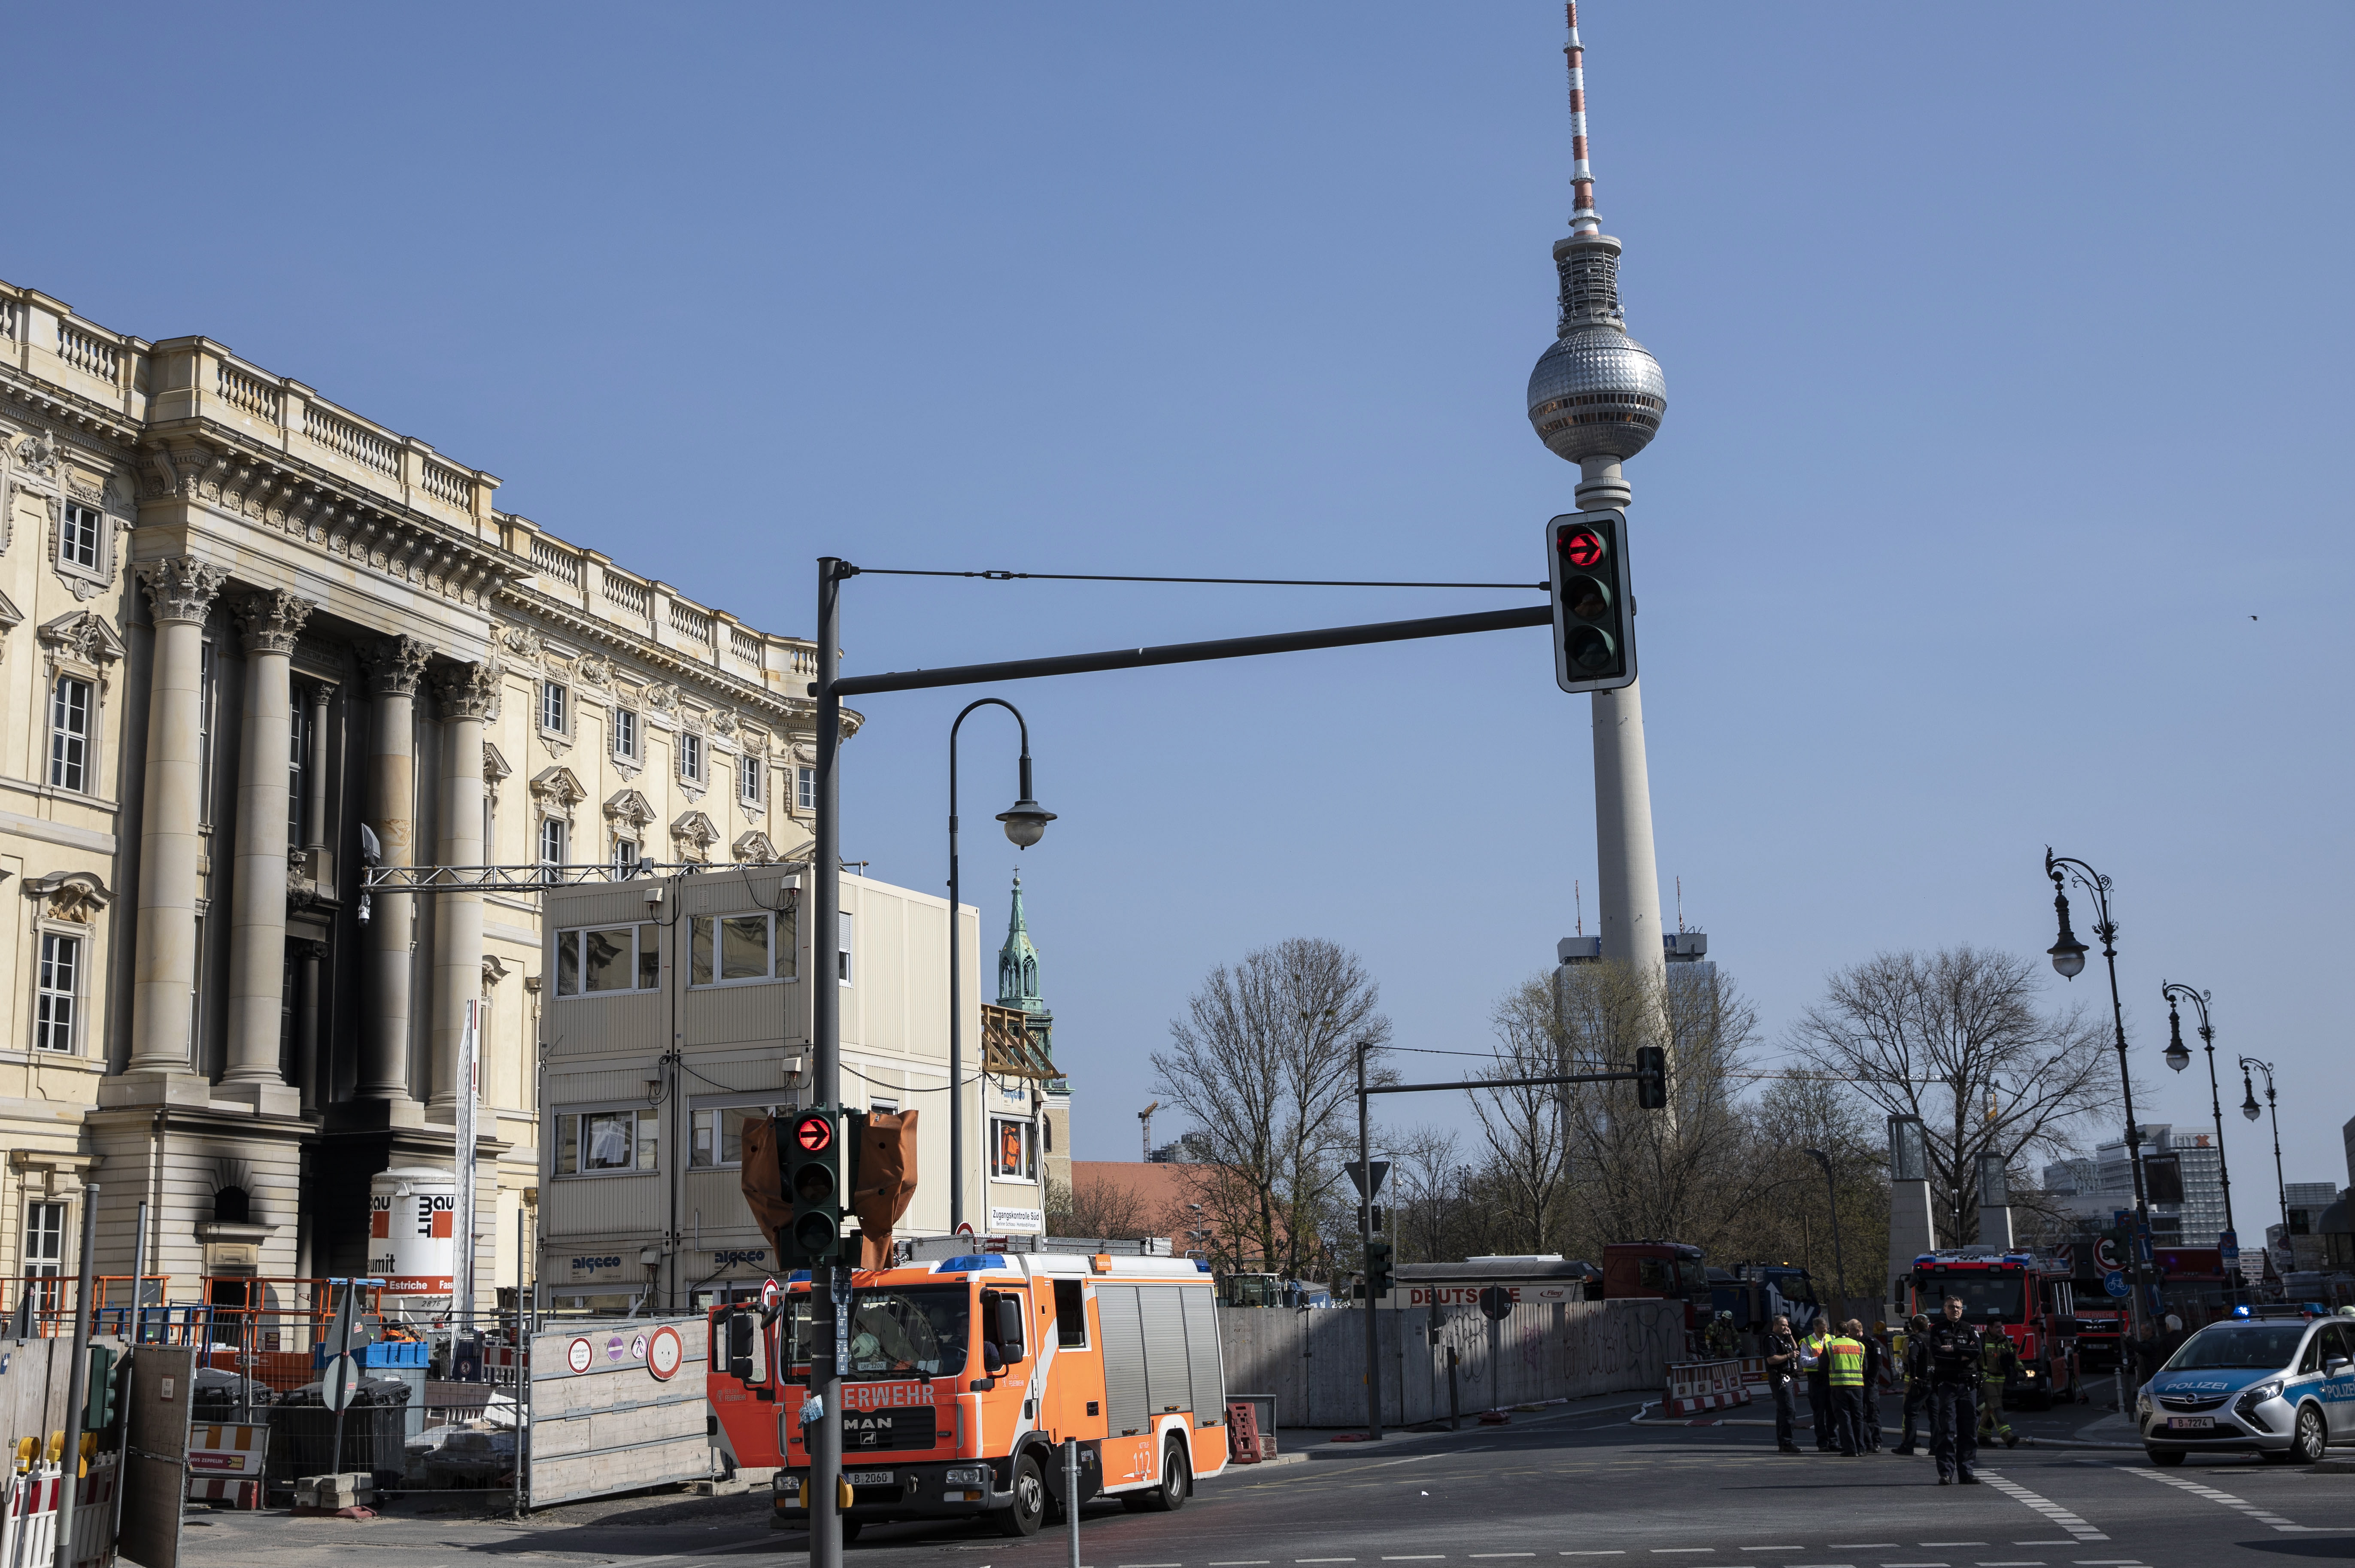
left=1826, top=1319, right=1869, bottom=1456
left=1976, top=1331, right=2018, bottom=1448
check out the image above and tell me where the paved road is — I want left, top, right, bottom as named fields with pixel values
left=175, top=1400, right=2355, bottom=1568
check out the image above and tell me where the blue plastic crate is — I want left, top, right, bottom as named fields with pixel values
left=311, top=1339, right=429, bottom=1370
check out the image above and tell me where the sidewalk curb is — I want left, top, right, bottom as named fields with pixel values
left=2022, top=1437, right=2146, bottom=1451
left=1294, top=1395, right=1650, bottom=1457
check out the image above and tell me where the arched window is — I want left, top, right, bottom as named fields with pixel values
left=213, top=1186, right=252, bottom=1226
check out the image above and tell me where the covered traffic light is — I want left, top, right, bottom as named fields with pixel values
left=782, top=1107, right=847, bottom=1267
left=83, top=1346, right=121, bottom=1435
left=1364, top=1240, right=1395, bottom=1300
left=1634, top=1045, right=1667, bottom=1110
left=1545, top=509, right=1636, bottom=694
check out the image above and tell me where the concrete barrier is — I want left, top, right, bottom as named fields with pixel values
left=1217, top=1297, right=1683, bottom=1429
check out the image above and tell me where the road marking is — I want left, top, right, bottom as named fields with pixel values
left=1562, top=1555, right=1627, bottom=1559
left=2109, top=1462, right=2319, bottom=1531
left=1654, top=1553, right=1715, bottom=1556
left=1383, top=1559, right=1445, bottom=1562
left=1299, top=1560, right=1358, bottom=1563
left=1974, top=1474, right=2107, bottom=1543
left=1211, top=1562, right=1272, bottom=1565
left=1739, top=1551, right=1800, bottom=1554
left=1975, top=1561, right=2044, bottom=1565
left=1919, top=1547, right=1987, bottom=1550
left=1472, top=1558, right=1537, bottom=1561
left=1878, top=1561, right=1949, bottom=1565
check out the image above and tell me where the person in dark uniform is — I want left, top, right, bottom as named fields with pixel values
left=1860, top=1322, right=1889, bottom=1453
left=1763, top=1314, right=1803, bottom=1454
left=1926, top=1295, right=1984, bottom=1484
left=1891, top=1313, right=1933, bottom=1454
left=1802, top=1319, right=1835, bottom=1450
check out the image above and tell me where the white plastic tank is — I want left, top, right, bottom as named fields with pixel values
left=369, top=1166, right=457, bottom=1296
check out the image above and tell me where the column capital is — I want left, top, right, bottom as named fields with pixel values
left=137, top=556, right=228, bottom=625
left=432, top=658, right=502, bottom=722
left=364, top=635, right=435, bottom=697
left=231, top=589, right=316, bottom=655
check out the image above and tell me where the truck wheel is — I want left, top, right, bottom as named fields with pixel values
left=2146, top=1448, right=2185, bottom=1467
left=841, top=1519, right=863, bottom=1542
left=1140, top=1438, right=1190, bottom=1513
left=996, top=1454, right=1047, bottom=1537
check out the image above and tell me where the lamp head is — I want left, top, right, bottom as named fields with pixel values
left=995, top=796, right=1054, bottom=849
left=2164, top=1003, right=2191, bottom=1073
left=2048, top=939, right=2088, bottom=980
left=2240, top=1078, right=2261, bottom=1121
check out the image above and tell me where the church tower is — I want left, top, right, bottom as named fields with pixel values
left=996, top=874, right=1070, bottom=1199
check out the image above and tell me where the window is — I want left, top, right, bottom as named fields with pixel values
left=35, top=933, right=80, bottom=1053
left=48, top=676, right=92, bottom=792
left=613, top=707, right=639, bottom=761
left=287, top=699, right=311, bottom=840
left=539, top=680, right=568, bottom=734
left=553, top=1107, right=659, bottom=1175
left=739, top=755, right=762, bottom=808
left=837, top=911, right=853, bottom=986
left=22, top=1203, right=65, bottom=1312
left=689, top=1104, right=782, bottom=1168
left=538, top=818, right=568, bottom=868
left=58, top=503, right=103, bottom=572
left=690, top=910, right=796, bottom=986
left=1053, top=1278, right=1088, bottom=1349
left=552, top=923, right=661, bottom=996
left=797, top=766, right=815, bottom=812
left=991, top=1116, right=1036, bottom=1180
left=611, top=838, right=640, bottom=878
left=679, top=731, right=704, bottom=783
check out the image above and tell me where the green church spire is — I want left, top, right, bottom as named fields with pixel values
left=997, top=873, right=1045, bottom=1013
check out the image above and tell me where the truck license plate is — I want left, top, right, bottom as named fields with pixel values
left=2168, top=1416, right=2214, bottom=1432
left=846, top=1470, right=895, bottom=1486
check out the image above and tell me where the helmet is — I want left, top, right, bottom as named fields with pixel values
left=1716, top=1310, right=1732, bottom=1321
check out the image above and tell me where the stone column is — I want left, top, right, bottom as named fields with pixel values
left=361, top=636, right=433, bottom=1101
left=222, top=590, right=314, bottom=1109
left=128, top=557, right=228, bottom=1074
left=302, top=683, right=332, bottom=867
left=429, top=660, right=498, bottom=1119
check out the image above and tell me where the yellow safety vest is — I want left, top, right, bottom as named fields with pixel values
left=1827, top=1336, right=1865, bottom=1388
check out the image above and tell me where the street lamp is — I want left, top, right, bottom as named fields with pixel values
left=2042, top=849, right=2157, bottom=1338
left=948, top=699, right=1055, bottom=1234
left=2158, top=983, right=2236, bottom=1245
left=2236, top=1056, right=2290, bottom=1269
left=1804, top=1148, right=1849, bottom=1317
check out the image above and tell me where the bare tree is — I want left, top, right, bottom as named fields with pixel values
left=1471, top=980, right=1575, bottom=1255
left=1787, top=946, right=2116, bottom=1247
left=1150, top=938, right=1392, bottom=1282
left=1739, top=1072, right=1891, bottom=1310
left=1381, top=1124, right=1466, bottom=1265
left=1553, top=959, right=1764, bottom=1258
left=1043, top=1172, right=1166, bottom=1242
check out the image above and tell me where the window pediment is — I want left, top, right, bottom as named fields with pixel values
left=603, top=788, right=656, bottom=831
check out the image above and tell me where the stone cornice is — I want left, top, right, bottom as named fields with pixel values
left=497, top=579, right=859, bottom=737
left=0, top=366, right=143, bottom=451
left=137, top=428, right=525, bottom=613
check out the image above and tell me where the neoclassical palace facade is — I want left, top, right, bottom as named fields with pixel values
left=0, top=276, right=833, bottom=1307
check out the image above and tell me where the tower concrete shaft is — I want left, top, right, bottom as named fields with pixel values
left=1578, top=458, right=1663, bottom=982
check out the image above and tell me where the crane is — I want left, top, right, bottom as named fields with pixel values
left=1138, top=1101, right=1159, bottom=1162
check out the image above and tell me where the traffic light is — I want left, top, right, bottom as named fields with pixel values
left=782, top=1106, right=847, bottom=1267
left=1634, top=1046, right=1667, bottom=1110
left=1545, top=509, right=1636, bottom=694
left=1364, top=1240, right=1395, bottom=1300
left=83, top=1346, right=120, bottom=1435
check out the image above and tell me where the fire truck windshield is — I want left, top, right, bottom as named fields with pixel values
left=1928, top=1272, right=2024, bottom=1322
left=1678, top=1262, right=1709, bottom=1297
left=847, top=1285, right=969, bottom=1380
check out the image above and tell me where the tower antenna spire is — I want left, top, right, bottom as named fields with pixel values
left=1564, top=3, right=1600, bottom=237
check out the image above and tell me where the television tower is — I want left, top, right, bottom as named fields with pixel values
left=1528, top=2, right=1668, bottom=981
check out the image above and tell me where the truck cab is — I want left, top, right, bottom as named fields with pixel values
left=1904, top=1249, right=2079, bottom=1408
left=1603, top=1240, right=1710, bottom=1333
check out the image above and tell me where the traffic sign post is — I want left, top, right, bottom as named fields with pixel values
left=321, top=1354, right=361, bottom=1413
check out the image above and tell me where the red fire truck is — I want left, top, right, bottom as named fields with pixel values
left=1602, top=1240, right=1711, bottom=1334
left=1902, top=1249, right=2080, bottom=1407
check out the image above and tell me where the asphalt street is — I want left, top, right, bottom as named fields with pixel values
left=172, top=1399, right=2355, bottom=1568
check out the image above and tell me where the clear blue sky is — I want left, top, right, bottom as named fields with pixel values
left=21, top=4, right=2352, bottom=1207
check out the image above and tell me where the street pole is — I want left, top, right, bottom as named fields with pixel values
left=1357, top=1041, right=1379, bottom=1441
left=112, top=1198, right=145, bottom=1548
left=946, top=698, right=1048, bottom=1237
left=2160, top=984, right=2234, bottom=1246
left=2043, top=852, right=2156, bottom=1341
left=2238, top=1058, right=2288, bottom=1272
left=54, top=1183, right=97, bottom=1568
left=810, top=558, right=847, bottom=1568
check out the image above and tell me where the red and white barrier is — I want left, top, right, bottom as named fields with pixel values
left=2, top=1455, right=119, bottom=1568
left=1663, top=1358, right=1753, bottom=1415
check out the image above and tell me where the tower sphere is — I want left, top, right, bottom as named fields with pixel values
left=1527, top=233, right=1666, bottom=465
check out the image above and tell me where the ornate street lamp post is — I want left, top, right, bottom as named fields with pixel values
left=2042, top=849, right=2155, bottom=1337
left=2237, top=1057, right=2291, bottom=1272
left=947, top=699, right=1054, bottom=1234
left=2158, top=983, right=2236, bottom=1243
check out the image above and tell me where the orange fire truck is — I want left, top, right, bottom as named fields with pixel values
left=1901, top=1248, right=2081, bottom=1407
left=709, top=1250, right=1230, bottom=1540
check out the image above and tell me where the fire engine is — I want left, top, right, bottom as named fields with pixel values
left=1901, top=1248, right=2080, bottom=1407
left=710, top=1250, right=1229, bottom=1541
left=1602, top=1240, right=1711, bottom=1332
